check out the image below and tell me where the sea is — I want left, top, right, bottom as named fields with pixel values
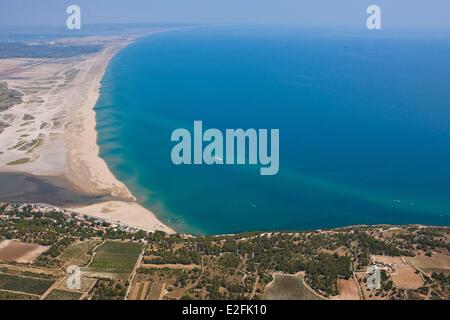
left=95, top=26, right=450, bottom=235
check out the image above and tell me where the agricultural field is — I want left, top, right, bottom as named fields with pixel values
left=87, top=241, right=143, bottom=276
left=133, top=266, right=202, bottom=300
left=129, top=281, right=165, bottom=300
left=96, top=240, right=143, bottom=255
left=332, top=279, right=361, bottom=300
left=391, top=265, right=424, bottom=290
left=0, top=272, right=54, bottom=296
left=1, top=203, right=449, bottom=300
left=57, top=274, right=98, bottom=293
left=0, top=240, right=48, bottom=263
left=264, top=273, right=324, bottom=300
left=130, top=226, right=450, bottom=300
left=147, top=282, right=165, bottom=300
left=371, top=255, right=424, bottom=289
left=58, top=240, right=100, bottom=267
left=129, top=281, right=151, bottom=300
left=0, top=290, right=37, bottom=300
left=45, top=289, right=83, bottom=300
left=405, top=254, right=450, bottom=274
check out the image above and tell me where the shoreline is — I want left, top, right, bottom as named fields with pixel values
left=0, top=31, right=175, bottom=234
left=1, top=197, right=446, bottom=236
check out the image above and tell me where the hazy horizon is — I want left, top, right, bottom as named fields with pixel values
left=1, top=0, right=450, bottom=29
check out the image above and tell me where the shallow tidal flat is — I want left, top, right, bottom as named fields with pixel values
left=0, top=43, right=117, bottom=204
left=0, top=173, right=110, bottom=206
left=0, top=37, right=132, bottom=196
left=0, top=34, right=174, bottom=233
left=0, top=82, right=23, bottom=113
left=0, top=57, right=81, bottom=172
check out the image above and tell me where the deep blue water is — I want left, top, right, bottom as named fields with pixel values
left=95, top=27, right=450, bottom=234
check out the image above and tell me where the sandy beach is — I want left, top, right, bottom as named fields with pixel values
left=0, top=32, right=174, bottom=234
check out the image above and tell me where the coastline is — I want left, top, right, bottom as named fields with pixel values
left=65, top=39, right=136, bottom=200
left=4, top=28, right=448, bottom=236
left=64, top=34, right=175, bottom=234
left=0, top=31, right=174, bottom=234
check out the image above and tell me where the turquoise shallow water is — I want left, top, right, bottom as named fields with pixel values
left=95, top=27, right=450, bottom=235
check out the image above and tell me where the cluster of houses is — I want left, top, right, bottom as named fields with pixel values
left=0, top=202, right=144, bottom=234
left=370, top=258, right=397, bottom=275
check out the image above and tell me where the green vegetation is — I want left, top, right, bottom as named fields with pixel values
left=148, top=282, right=164, bottom=300
left=88, top=241, right=142, bottom=274
left=0, top=82, right=23, bottom=113
left=96, top=240, right=142, bottom=255
left=140, top=226, right=448, bottom=299
left=58, top=240, right=100, bottom=267
left=0, top=203, right=147, bottom=247
left=6, top=158, right=30, bottom=166
left=265, top=274, right=323, bottom=300
left=0, top=203, right=449, bottom=300
left=0, top=290, right=37, bottom=300
left=34, top=238, right=74, bottom=268
left=91, top=280, right=126, bottom=300
left=0, top=273, right=53, bottom=295
left=89, top=253, right=138, bottom=274
left=432, top=272, right=450, bottom=297
left=219, top=253, right=241, bottom=269
left=305, top=253, right=351, bottom=296
left=45, top=289, right=82, bottom=300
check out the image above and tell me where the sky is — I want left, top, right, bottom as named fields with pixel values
left=1, top=0, right=450, bottom=28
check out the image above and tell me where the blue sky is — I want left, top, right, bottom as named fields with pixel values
left=1, top=0, right=450, bottom=28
